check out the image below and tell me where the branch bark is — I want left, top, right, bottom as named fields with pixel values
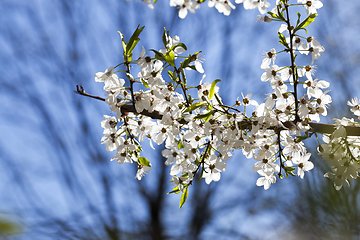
left=74, top=85, right=360, bottom=136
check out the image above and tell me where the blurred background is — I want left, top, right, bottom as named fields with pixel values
left=1, top=0, right=360, bottom=239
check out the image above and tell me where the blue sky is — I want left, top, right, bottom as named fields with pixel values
left=1, top=0, right=360, bottom=239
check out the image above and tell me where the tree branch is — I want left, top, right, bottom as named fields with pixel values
left=74, top=85, right=360, bottom=136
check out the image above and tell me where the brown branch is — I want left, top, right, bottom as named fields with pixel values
left=74, top=85, right=360, bottom=136
left=74, top=85, right=179, bottom=122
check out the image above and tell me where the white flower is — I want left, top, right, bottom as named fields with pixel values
left=112, top=142, right=137, bottom=164
left=95, top=66, right=116, bottom=83
left=260, top=65, right=283, bottom=83
left=256, top=169, right=276, bottom=190
left=324, top=167, right=350, bottom=191
left=142, top=0, right=154, bottom=9
left=136, top=164, right=152, bottom=180
left=347, top=97, right=360, bottom=116
left=193, top=54, right=205, bottom=73
left=202, top=157, right=226, bottom=184
left=161, top=34, right=186, bottom=54
left=308, top=38, right=325, bottom=64
left=261, top=48, right=276, bottom=70
left=253, top=158, right=280, bottom=173
left=135, top=91, right=152, bottom=113
left=303, top=78, right=329, bottom=98
left=162, top=147, right=185, bottom=165
left=298, top=0, right=323, bottom=15
left=237, top=0, right=270, bottom=15
left=101, top=115, right=117, bottom=134
left=240, top=92, right=258, bottom=107
left=313, top=91, right=332, bottom=116
left=292, top=152, right=314, bottom=179
left=101, top=133, right=123, bottom=152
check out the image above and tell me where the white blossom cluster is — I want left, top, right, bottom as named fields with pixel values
left=88, top=0, right=360, bottom=203
left=319, top=103, right=360, bottom=190
left=167, top=0, right=270, bottom=19
left=142, top=0, right=324, bottom=19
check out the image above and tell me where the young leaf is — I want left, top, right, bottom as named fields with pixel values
left=296, top=12, right=301, bottom=27
left=168, top=186, right=181, bottom=194
left=278, top=32, right=288, bottom=48
left=118, top=31, right=127, bottom=58
left=209, top=79, right=221, bottom=100
left=150, top=49, right=166, bottom=61
left=294, top=13, right=317, bottom=33
left=267, top=11, right=278, bottom=19
left=165, top=50, right=175, bottom=67
left=168, top=70, right=175, bottom=81
left=276, top=5, right=285, bottom=21
left=138, top=157, right=151, bottom=167
left=184, top=102, right=207, bottom=112
left=126, top=25, right=145, bottom=57
left=141, top=79, right=149, bottom=88
left=182, top=55, right=192, bottom=69
left=171, top=43, right=187, bottom=52
left=179, top=187, right=189, bottom=208
left=177, top=140, right=186, bottom=150
left=162, top=27, right=169, bottom=48
left=194, top=111, right=214, bottom=122
left=295, top=132, right=309, bottom=143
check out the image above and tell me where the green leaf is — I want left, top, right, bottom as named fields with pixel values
left=118, top=31, right=127, bottom=57
left=284, top=166, right=295, bottom=172
left=0, top=217, right=22, bottom=236
left=194, top=111, right=214, bottom=122
left=284, top=166, right=296, bottom=178
left=179, top=187, right=189, bottom=208
left=296, top=12, right=301, bottom=27
left=171, top=43, right=187, bottom=52
left=182, top=55, right=192, bottom=69
left=278, top=32, right=288, bottom=48
left=184, top=102, right=207, bottom=112
left=177, top=140, right=185, bottom=150
left=141, top=79, right=149, bottom=88
left=165, top=50, right=175, bottom=67
left=162, top=28, right=169, bottom=48
left=268, top=11, right=279, bottom=19
left=138, top=157, right=151, bottom=167
left=168, top=70, right=175, bottom=80
left=294, top=13, right=317, bottom=33
left=168, top=186, right=181, bottom=194
left=180, top=68, right=187, bottom=84
left=296, top=136, right=307, bottom=143
left=180, top=173, right=189, bottom=178
left=126, top=25, right=145, bottom=57
left=150, top=49, right=166, bottom=61
left=276, top=5, right=285, bottom=21
left=209, top=79, right=221, bottom=100
left=153, top=0, right=157, bottom=3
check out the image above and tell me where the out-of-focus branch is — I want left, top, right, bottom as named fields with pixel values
left=74, top=85, right=360, bottom=136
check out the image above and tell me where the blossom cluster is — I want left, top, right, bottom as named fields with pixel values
left=150, top=0, right=324, bottom=19
left=319, top=103, right=360, bottom=190
left=85, top=0, right=360, bottom=207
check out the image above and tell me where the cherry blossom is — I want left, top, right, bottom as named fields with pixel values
left=80, top=0, right=360, bottom=209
